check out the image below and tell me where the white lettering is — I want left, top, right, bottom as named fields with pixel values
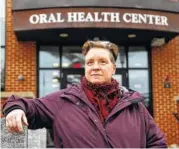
left=56, top=13, right=65, bottom=22
left=39, top=14, right=48, bottom=24
left=123, top=13, right=131, bottom=23
left=78, top=12, right=85, bottom=22
left=161, top=16, right=168, bottom=26
left=94, top=12, right=102, bottom=22
left=67, top=12, right=78, bottom=22
left=155, top=15, right=162, bottom=25
left=148, top=15, right=154, bottom=24
left=85, top=12, right=94, bottom=22
left=131, top=13, right=139, bottom=23
left=110, top=12, right=120, bottom=22
left=101, top=12, right=111, bottom=22
left=29, top=14, right=39, bottom=24
left=48, top=13, right=57, bottom=23
left=28, top=12, right=168, bottom=26
left=138, top=14, right=147, bottom=24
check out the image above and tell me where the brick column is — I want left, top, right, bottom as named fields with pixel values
left=5, top=0, right=37, bottom=95
left=152, top=36, right=179, bottom=145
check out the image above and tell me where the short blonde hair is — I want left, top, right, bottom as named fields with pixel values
left=82, top=40, right=119, bottom=63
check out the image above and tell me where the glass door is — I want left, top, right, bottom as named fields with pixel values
left=114, top=70, right=128, bottom=87
left=61, top=69, right=127, bottom=89
left=61, top=68, right=84, bottom=89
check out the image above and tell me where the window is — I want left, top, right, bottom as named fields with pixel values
left=116, top=46, right=127, bottom=68
left=128, top=46, right=148, bottom=68
left=129, top=70, right=150, bottom=107
left=0, top=0, right=5, bottom=91
left=128, top=46, right=150, bottom=108
left=39, top=46, right=60, bottom=97
left=62, top=46, right=84, bottom=68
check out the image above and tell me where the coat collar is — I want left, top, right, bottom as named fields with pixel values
left=60, top=83, right=145, bottom=120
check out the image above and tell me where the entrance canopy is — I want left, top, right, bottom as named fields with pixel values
left=13, top=8, right=179, bottom=44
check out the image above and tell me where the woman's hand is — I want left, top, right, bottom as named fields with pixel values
left=5, top=109, right=29, bottom=133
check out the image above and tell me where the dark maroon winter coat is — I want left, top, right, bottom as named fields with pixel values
left=3, top=84, right=167, bottom=148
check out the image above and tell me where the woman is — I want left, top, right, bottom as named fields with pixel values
left=3, top=40, right=167, bottom=148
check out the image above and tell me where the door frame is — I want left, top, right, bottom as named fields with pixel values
left=61, top=68, right=84, bottom=89
left=61, top=68, right=128, bottom=89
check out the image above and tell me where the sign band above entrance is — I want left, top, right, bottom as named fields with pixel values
left=13, top=8, right=179, bottom=33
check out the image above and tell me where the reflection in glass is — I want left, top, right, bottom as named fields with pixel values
left=62, top=46, right=84, bottom=68
left=66, top=75, right=82, bottom=87
left=0, top=0, right=5, bottom=18
left=1, top=47, right=5, bottom=90
left=39, top=46, right=59, bottom=68
left=0, top=18, right=5, bottom=45
left=129, top=70, right=149, bottom=107
left=39, top=70, right=60, bottom=97
left=113, top=75, right=122, bottom=85
left=116, top=46, right=127, bottom=68
left=1, top=0, right=5, bottom=90
left=128, top=47, right=148, bottom=68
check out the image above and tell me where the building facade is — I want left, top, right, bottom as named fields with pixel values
left=1, top=0, right=179, bottom=147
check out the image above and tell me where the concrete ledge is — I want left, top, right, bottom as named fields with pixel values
left=1, top=118, right=28, bottom=148
left=1, top=92, right=35, bottom=98
left=1, top=118, right=47, bottom=148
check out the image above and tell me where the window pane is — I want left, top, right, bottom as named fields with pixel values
left=0, top=18, right=5, bottom=45
left=62, top=46, right=84, bottom=68
left=113, top=74, right=122, bottom=86
left=128, top=46, right=148, bottom=68
left=39, top=46, right=59, bottom=68
left=0, top=0, right=5, bottom=18
left=1, top=47, right=5, bottom=90
left=66, top=74, right=83, bottom=88
left=0, top=0, right=5, bottom=91
left=39, top=70, right=60, bottom=97
left=116, top=46, right=127, bottom=68
left=129, top=70, right=149, bottom=107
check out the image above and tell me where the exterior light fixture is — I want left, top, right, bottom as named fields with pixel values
left=59, top=33, right=68, bottom=38
left=93, top=37, right=100, bottom=41
left=151, top=38, right=165, bottom=47
left=128, top=34, right=136, bottom=38
left=17, top=75, right=24, bottom=81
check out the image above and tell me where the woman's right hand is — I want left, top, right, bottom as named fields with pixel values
left=5, top=109, right=29, bottom=133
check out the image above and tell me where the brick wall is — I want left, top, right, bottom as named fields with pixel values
left=5, top=0, right=36, bottom=95
left=152, top=36, right=179, bottom=145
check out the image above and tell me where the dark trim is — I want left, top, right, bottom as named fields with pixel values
left=39, top=68, right=61, bottom=70
left=36, top=43, right=40, bottom=97
left=148, top=44, right=153, bottom=116
left=59, top=45, right=62, bottom=84
left=126, top=45, right=129, bottom=89
left=1, top=47, right=5, bottom=91
left=128, top=68, right=149, bottom=70
left=115, top=69, right=128, bottom=87
left=12, top=0, right=179, bottom=13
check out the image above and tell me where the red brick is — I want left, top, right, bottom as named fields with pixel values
left=152, top=36, right=179, bottom=145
